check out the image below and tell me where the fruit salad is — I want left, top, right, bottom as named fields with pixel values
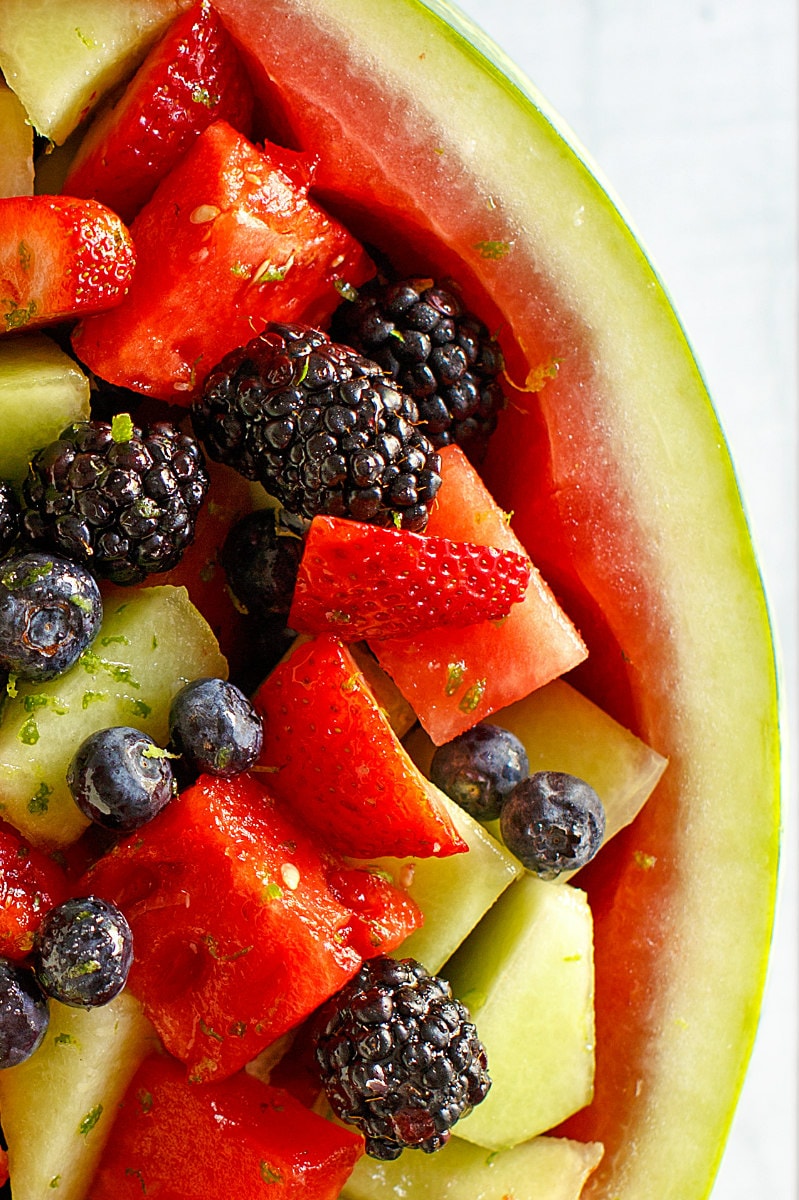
left=0, top=2, right=780, bottom=1199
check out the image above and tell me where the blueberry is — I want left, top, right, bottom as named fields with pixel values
left=429, top=724, right=529, bottom=822
left=0, top=550, right=102, bottom=682
left=33, top=896, right=133, bottom=1008
left=0, top=959, right=50, bottom=1069
left=67, top=726, right=177, bottom=832
left=219, top=508, right=303, bottom=617
left=169, top=677, right=263, bottom=778
left=499, top=771, right=606, bottom=878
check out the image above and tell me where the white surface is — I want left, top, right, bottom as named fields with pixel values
left=450, top=1, right=798, bottom=1197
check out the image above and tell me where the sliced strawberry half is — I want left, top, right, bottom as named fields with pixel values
left=288, top=514, right=532, bottom=641
left=63, top=0, right=255, bottom=224
left=1, top=195, right=135, bottom=332
left=71, top=120, right=374, bottom=401
left=253, top=634, right=467, bottom=859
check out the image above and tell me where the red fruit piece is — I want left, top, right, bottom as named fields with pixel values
left=71, top=120, right=374, bottom=402
left=0, top=825, right=69, bottom=960
left=288, top=514, right=532, bottom=641
left=63, top=0, right=255, bottom=224
left=83, top=771, right=420, bottom=1081
left=89, top=1053, right=363, bottom=1200
left=253, top=634, right=467, bottom=859
left=372, top=444, right=588, bottom=744
left=0, top=195, right=135, bottom=332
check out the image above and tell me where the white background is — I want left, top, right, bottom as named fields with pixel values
left=450, top=2, right=798, bottom=1197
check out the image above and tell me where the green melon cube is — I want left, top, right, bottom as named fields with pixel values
left=445, top=874, right=595, bottom=1150
left=405, top=677, right=668, bottom=866
left=341, top=1131, right=603, bottom=1200
left=0, top=584, right=227, bottom=847
left=0, top=81, right=34, bottom=198
left=0, top=334, right=91, bottom=483
left=356, top=790, right=522, bottom=974
left=0, top=991, right=154, bottom=1200
left=0, top=0, right=189, bottom=144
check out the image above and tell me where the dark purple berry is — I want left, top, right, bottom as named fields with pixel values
left=168, top=677, right=263, bottom=779
left=67, top=726, right=177, bottom=832
left=0, top=481, right=21, bottom=557
left=0, top=959, right=50, bottom=1069
left=220, top=508, right=303, bottom=618
left=430, top=723, right=529, bottom=822
left=33, top=896, right=133, bottom=1008
left=0, top=550, right=102, bottom=682
left=499, top=770, right=606, bottom=878
left=315, top=956, right=490, bottom=1159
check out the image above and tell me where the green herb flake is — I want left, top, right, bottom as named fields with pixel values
left=101, top=634, right=130, bottom=647
left=124, top=1167, right=147, bottom=1193
left=230, top=261, right=250, bottom=278
left=78, top=1103, right=103, bottom=1136
left=473, top=239, right=511, bottom=260
left=191, top=85, right=219, bottom=107
left=49, top=1176, right=61, bottom=1189
left=82, top=690, right=108, bottom=710
left=6, top=674, right=18, bottom=698
left=142, top=742, right=177, bottom=760
left=55, top=1032, right=78, bottom=1047
left=18, top=240, right=32, bottom=272
left=137, top=1088, right=153, bottom=1114
left=260, top=1161, right=283, bottom=1184
left=74, top=26, right=97, bottom=48
left=199, top=1018, right=224, bottom=1043
left=459, top=678, right=487, bottom=713
left=253, top=253, right=295, bottom=285
left=445, top=662, right=467, bottom=696
left=2, top=558, right=53, bottom=590
left=111, top=413, right=134, bottom=444
left=333, top=278, right=359, bottom=302
left=19, top=716, right=39, bottom=745
left=152, top=635, right=159, bottom=650
left=263, top=882, right=283, bottom=903
left=3, top=297, right=38, bottom=331
left=125, top=698, right=152, bottom=719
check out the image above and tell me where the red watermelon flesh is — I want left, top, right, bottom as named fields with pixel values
left=371, top=445, right=587, bottom=745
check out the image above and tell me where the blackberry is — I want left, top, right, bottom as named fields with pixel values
left=500, top=770, right=606, bottom=879
left=67, top=726, right=178, bottom=833
left=220, top=507, right=303, bottom=618
left=21, top=413, right=209, bottom=585
left=430, top=723, right=529, bottom=823
left=33, top=895, right=133, bottom=1008
left=314, top=956, right=491, bottom=1160
left=0, top=959, right=50, bottom=1069
left=0, top=550, right=103, bottom=682
left=168, top=677, right=263, bottom=779
left=0, top=481, right=21, bottom=557
left=332, top=278, right=506, bottom=461
left=192, top=323, right=442, bottom=533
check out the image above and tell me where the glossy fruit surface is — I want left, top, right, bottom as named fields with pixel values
left=212, top=1, right=780, bottom=1195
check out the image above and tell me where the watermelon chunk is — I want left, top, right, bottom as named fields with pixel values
left=371, top=445, right=588, bottom=744
left=253, top=634, right=467, bottom=859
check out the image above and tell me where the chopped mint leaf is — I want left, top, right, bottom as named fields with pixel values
left=473, top=239, right=511, bottom=260
left=111, top=413, right=134, bottom=444
left=77, top=1103, right=103, bottom=1136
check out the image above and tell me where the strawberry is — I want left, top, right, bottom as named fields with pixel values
left=1, top=195, right=135, bottom=332
left=288, top=514, right=532, bottom=641
left=63, top=0, right=255, bottom=224
left=253, top=634, right=467, bottom=859
left=71, top=120, right=374, bottom=402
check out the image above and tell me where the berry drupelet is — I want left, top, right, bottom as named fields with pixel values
left=0, top=550, right=103, bottom=682
left=315, top=956, right=491, bottom=1160
left=500, top=770, right=606, bottom=878
left=0, top=480, right=21, bottom=557
left=21, top=414, right=209, bottom=585
left=192, top=322, right=442, bottom=532
left=332, top=277, right=506, bottom=462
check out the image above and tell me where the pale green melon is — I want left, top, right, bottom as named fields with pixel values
left=0, top=584, right=227, bottom=847
left=0, top=334, right=91, bottom=482
left=342, top=1131, right=603, bottom=1200
left=445, top=874, right=595, bottom=1150
left=0, top=81, right=34, bottom=197
left=356, top=790, right=522, bottom=974
left=0, top=991, right=155, bottom=1200
left=0, top=0, right=191, bottom=144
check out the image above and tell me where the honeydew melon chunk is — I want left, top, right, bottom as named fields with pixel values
left=0, top=0, right=191, bottom=144
left=444, top=873, right=595, bottom=1150
left=0, top=991, right=155, bottom=1200
left=404, top=677, right=668, bottom=867
left=0, top=584, right=227, bottom=848
left=0, top=334, right=91, bottom=483
left=356, top=790, right=522, bottom=974
left=0, top=81, right=34, bottom=197
left=341, top=1132, right=603, bottom=1200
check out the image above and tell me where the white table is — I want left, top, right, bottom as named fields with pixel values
left=451, top=2, right=798, bottom=1196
